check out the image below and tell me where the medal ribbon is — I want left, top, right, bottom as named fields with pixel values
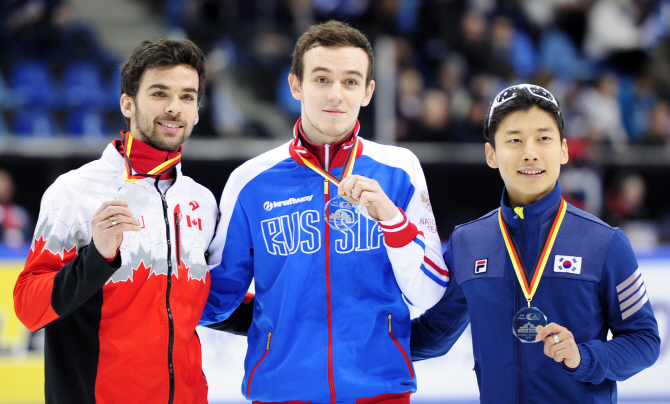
left=498, top=197, right=567, bottom=305
left=122, top=132, right=181, bottom=182
left=297, top=137, right=360, bottom=188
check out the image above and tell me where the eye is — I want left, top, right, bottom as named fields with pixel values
left=182, top=94, right=195, bottom=101
left=345, top=79, right=358, bottom=86
left=152, top=91, right=166, bottom=97
left=539, top=136, right=551, bottom=141
left=316, top=77, right=328, bottom=84
left=508, top=138, right=521, bottom=144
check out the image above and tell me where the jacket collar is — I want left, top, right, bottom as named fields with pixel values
left=111, top=131, right=182, bottom=180
left=500, top=182, right=563, bottom=229
left=289, top=118, right=363, bottom=170
left=105, top=132, right=182, bottom=182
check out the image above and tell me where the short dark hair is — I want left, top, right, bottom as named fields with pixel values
left=291, top=20, right=374, bottom=87
left=485, top=88, right=564, bottom=148
left=120, top=39, right=207, bottom=128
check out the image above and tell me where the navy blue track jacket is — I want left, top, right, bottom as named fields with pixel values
left=411, top=183, right=660, bottom=404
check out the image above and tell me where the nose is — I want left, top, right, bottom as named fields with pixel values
left=522, top=140, right=539, bottom=161
left=327, top=81, right=343, bottom=103
left=165, top=95, right=182, bottom=116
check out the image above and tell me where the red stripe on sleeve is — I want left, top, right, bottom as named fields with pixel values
left=424, top=256, right=449, bottom=277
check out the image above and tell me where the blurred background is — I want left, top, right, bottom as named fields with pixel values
left=2, top=0, right=670, bottom=403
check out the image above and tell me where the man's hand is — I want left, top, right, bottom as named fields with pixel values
left=536, top=322, right=581, bottom=369
left=91, top=200, right=142, bottom=259
left=338, top=175, right=399, bottom=222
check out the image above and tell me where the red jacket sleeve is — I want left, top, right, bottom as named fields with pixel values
left=14, top=212, right=121, bottom=331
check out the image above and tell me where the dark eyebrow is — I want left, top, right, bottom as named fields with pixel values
left=147, top=84, right=197, bottom=94
left=311, top=66, right=364, bottom=79
left=504, top=126, right=555, bottom=135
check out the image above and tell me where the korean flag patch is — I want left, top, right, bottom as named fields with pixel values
left=554, top=255, right=582, bottom=274
left=475, top=259, right=487, bottom=274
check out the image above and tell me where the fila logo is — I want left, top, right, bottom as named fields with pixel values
left=554, top=255, right=582, bottom=274
left=186, top=215, right=202, bottom=230
left=475, top=259, right=487, bottom=274
left=189, top=201, right=200, bottom=211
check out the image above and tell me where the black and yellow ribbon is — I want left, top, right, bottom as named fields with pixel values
left=122, top=132, right=181, bottom=182
left=498, top=198, right=567, bottom=306
left=296, top=137, right=360, bottom=194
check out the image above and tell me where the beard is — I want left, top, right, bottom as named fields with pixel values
left=134, top=107, right=192, bottom=151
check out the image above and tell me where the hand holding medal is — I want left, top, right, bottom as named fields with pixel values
left=536, top=323, right=582, bottom=368
left=297, top=137, right=362, bottom=232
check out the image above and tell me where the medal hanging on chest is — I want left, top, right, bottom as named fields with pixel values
left=297, top=138, right=360, bottom=232
left=499, top=198, right=567, bottom=343
left=116, top=132, right=181, bottom=218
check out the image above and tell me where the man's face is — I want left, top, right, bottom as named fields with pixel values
left=121, top=64, right=199, bottom=151
left=485, top=106, right=568, bottom=207
left=289, top=46, right=375, bottom=144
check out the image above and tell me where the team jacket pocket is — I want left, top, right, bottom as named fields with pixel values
left=387, top=314, right=414, bottom=380
left=247, top=331, right=273, bottom=397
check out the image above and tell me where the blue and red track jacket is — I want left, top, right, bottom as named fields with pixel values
left=201, top=120, right=448, bottom=403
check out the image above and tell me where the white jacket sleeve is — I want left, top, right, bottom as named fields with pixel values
left=377, top=152, right=448, bottom=309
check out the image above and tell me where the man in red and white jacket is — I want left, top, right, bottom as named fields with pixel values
left=13, top=39, right=251, bottom=404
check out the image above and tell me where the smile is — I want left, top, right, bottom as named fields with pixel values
left=159, top=122, right=183, bottom=129
left=518, top=169, right=545, bottom=175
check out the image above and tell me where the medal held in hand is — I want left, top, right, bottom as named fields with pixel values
left=324, top=194, right=360, bottom=231
left=498, top=198, right=567, bottom=343
left=513, top=306, right=548, bottom=343
left=296, top=134, right=361, bottom=232
left=116, top=181, right=151, bottom=219
left=117, top=132, right=181, bottom=218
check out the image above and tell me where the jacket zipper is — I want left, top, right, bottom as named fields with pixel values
left=324, top=178, right=336, bottom=404
left=157, top=185, right=176, bottom=404
left=388, top=314, right=414, bottom=379
left=516, top=215, right=525, bottom=404
left=247, top=332, right=272, bottom=397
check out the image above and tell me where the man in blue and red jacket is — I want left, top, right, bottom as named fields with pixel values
left=410, top=84, right=660, bottom=404
left=201, top=21, right=448, bottom=403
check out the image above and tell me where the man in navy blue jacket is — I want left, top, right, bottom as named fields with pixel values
left=410, top=84, right=660, bottom=403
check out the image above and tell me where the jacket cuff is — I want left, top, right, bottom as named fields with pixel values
left=103, top=246, right=122, bottom=264
left=566, top=344, right=590, bottom=379
left=379, top=208, right=419, bottom=248
left=89, top=242, right=122, bottom=270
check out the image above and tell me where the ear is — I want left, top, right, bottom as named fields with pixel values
left=360, top=80, right=375, bottom=107
left=120, top=94, right=134, bottom=119
left=288, top=73, right=303, bottom=101
left=485, top=142, right=498, bottom=169
left=560, top=137, right=569, bottom=165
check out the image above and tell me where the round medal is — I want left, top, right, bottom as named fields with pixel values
left=512, top=306, right=547, bottom=343
left=324, top=194, right=359, bottom=231
left=116, top=181, right=151, bottom=218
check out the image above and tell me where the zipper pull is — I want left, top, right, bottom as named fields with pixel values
left=267, top=332, right=273, bottom=350
left=388, top=314, right=392, bottom=333
left=324, top=179, right=329, bottom=195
